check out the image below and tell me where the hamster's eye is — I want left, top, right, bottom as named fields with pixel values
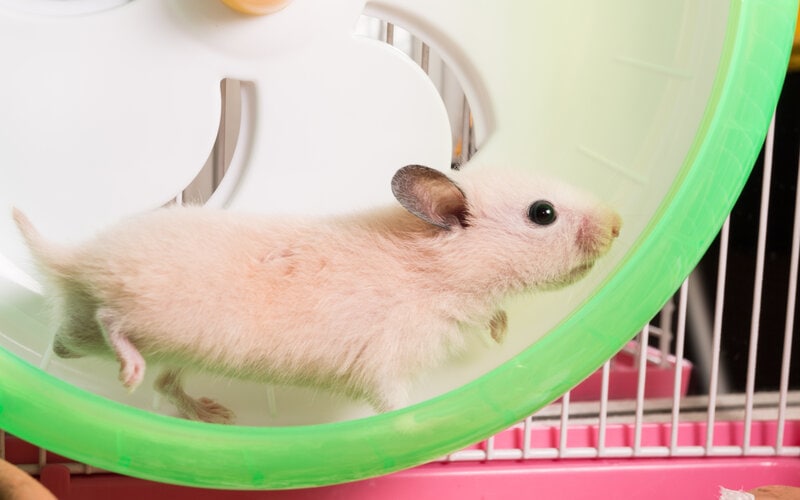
left=528, top=200, right=557, bottom=226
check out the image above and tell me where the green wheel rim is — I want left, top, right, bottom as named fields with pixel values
left=0, top=0, right=796, bottom=490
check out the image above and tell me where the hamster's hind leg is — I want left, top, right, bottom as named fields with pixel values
left=154, top=368, right=236, bottom=424
left=53, top=333, right=82, bottom=358
left=52, top=290, right=105, bottom=359
left=95, top=307, right=146, bottom=391
left=53, top=314, right=106, bottom=358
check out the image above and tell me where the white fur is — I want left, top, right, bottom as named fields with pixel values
left=13, top=165, right=621, bottom=423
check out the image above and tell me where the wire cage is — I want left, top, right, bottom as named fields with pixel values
left=2, top=8, right=800, bottom=500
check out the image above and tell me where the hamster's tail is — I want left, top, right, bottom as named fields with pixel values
left=12, top=207, right=73, bottom=276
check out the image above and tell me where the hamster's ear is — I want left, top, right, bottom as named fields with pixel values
left=391, top=165, right=469, bottom=230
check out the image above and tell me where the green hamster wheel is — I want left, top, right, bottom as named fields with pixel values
left=0, top=0, right=797, bottom=490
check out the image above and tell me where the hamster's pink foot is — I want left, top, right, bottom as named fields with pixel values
left=186, top=397, right=236, bottom=424
left=118, top=351, right=146, bottom=391
left=95, top=308, right=146, bottom=391
left=155, top=368, right=236, bottom=424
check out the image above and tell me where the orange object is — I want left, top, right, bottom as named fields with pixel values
left=750, top=486, right=800, bottom=500
left=220, top=0, right=291, bottom=15
left=791, top=6, right=800, bottom=70
left=0, top=459, right=55, bottom=500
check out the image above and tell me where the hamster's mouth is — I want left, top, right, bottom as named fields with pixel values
left=566, top=261, right=595, bottom=282
left=540, top=261, right=596, bottom=290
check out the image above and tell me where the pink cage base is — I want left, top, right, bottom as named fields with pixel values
left=31, top=456, right=800, bottom=500
left=7, top=419, right=799, bottom=499
left=567, top=342, right=693, bottom=402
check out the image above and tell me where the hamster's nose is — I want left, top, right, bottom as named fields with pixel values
left=577, top=209, right=622, bottom=256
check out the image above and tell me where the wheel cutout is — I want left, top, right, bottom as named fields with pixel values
left=174, top=78, right=244, bottom=206
left=355, top=15, right=480, bottom=169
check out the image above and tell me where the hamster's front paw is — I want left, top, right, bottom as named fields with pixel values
left=489, top=310, right=508, bottom=344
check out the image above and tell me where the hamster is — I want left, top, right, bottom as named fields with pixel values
left=12, top=164, right=621, bottom=424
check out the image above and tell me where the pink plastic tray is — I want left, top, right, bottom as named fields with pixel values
left=32, top=456, right=800, bottom=500
left=7, top=419, right=798, bottom=499
left=569, top=342, right=692, bottom=402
